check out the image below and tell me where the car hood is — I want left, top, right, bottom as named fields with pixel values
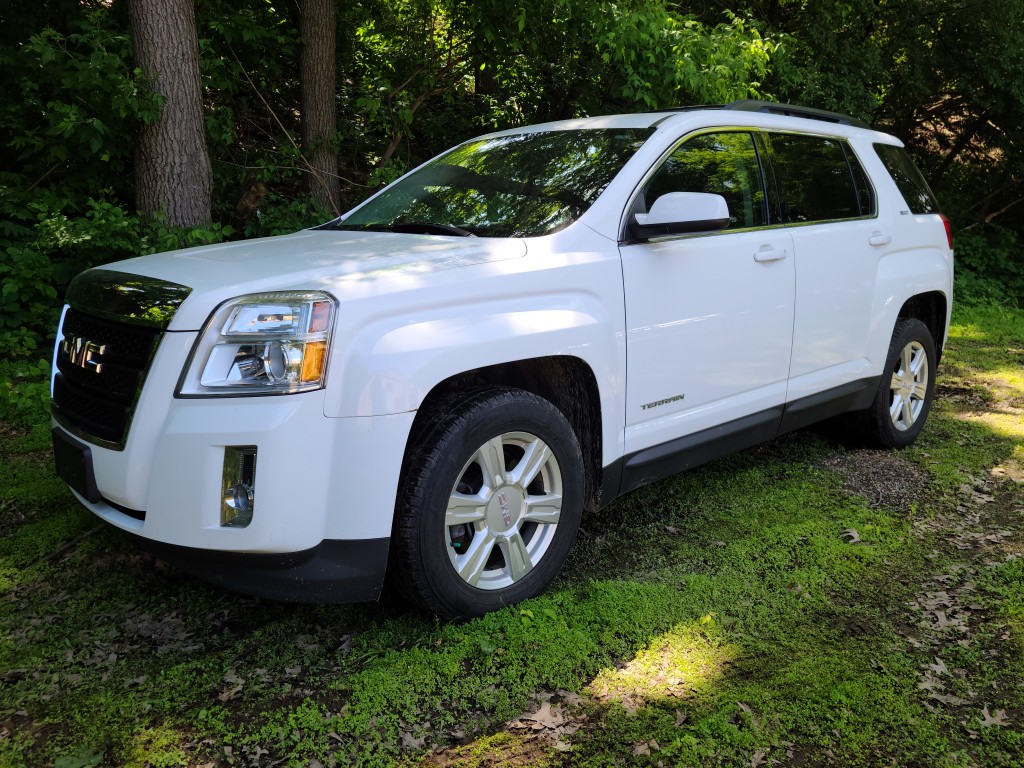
left=89, top=229, right=527, bottom=331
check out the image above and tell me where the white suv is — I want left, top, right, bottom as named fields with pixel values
left=51, top=101, right=953, bottom=618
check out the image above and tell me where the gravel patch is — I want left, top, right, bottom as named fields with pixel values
left=819, top=449, right=930, bottom=511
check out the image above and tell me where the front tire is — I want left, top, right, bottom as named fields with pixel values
left=862, top=318, right=937, bottom=448
left=393, top=388, right=584, bottom=619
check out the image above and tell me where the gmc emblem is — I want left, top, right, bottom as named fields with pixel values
left=61, top=334, right=106, bottom=373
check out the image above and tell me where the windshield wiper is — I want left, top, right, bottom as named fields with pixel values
left=379, top=222, right=476, bottom=237
left=317, top=221, right=476, bottom=237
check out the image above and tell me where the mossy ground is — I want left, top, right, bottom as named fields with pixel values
left=1, top=303, right=1022, bottom=767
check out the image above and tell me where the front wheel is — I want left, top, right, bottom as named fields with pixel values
left=393, top=388, right=584, bottom=619
left=861, top=318, right=937, bottom=448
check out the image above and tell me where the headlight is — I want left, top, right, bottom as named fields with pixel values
left=177, top=292, right=337, bottom=396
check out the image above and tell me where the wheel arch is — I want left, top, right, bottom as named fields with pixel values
left=402, top=356, right=604, bottom=511
left=897, top=290, right=948, bottom=364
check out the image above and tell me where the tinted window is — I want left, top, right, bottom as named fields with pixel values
left=767, top=134, right=865, bottom=223
left=643, top=132, right=767, bottom=229
left=334, top=129, right=653, bottom=237
left=846, top=146, right=876, bottom=217
left=873, top=143, right=940, bottom=214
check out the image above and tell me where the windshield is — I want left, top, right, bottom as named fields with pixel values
left=328, top=129, right=653, bottom=237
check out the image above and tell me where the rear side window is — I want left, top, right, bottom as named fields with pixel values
left=846, top=147, right=876, bottom=218
left=873, top=143, right=940, bottom=214
left=765, top=134, right=871, bottom=223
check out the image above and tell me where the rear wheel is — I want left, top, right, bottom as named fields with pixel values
left=862, top=318, right=937, bottom=448
left=393, top=388, right=584, bottom=619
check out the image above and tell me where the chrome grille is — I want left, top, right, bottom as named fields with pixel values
left=52, top=309, right=162, bottom=447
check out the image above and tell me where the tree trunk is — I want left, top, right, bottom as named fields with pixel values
left=301, top=0, right=341, bottom=215
left=129, top=0, right=212, bottom=227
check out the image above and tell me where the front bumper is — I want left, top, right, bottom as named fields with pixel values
left=52, top=323, right=416, bottom=601
left=126, top=533, right=390, bottom=602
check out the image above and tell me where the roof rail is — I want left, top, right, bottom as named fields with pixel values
left=724, top=100, right=870, bottom=129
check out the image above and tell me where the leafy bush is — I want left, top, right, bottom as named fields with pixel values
left=0, top=192, right=240, bottom=363
left=241, top=192, right=333, bottom=238
left=0, top=358, right=50, bottom=427
left=954, top=228, right=1024, bottom=307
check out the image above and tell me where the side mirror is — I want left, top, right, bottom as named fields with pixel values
left=630, top=192, right=731, bottom=240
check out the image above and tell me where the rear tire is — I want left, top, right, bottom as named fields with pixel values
left=393, top=388, right=584, bottom=619
left=861, top=318, right=937, bottom=448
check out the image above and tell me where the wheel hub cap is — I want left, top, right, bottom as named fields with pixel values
left=487, top=486, right=524, bottom=533
left=444, top=431, right=563, bottom=590
left=889, top=340, right=929, bottom=431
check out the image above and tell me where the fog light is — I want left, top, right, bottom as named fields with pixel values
left=221, top=446, right=257, bottom=527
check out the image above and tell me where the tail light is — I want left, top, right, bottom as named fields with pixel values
left=939, top=213, right=953, bottom=250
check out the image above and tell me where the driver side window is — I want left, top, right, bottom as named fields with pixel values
left=644, top=132, right=767, bottom=230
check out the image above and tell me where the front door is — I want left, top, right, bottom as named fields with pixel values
left=620, top=131, right=795, bottom=480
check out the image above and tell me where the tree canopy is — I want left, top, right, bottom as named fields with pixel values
left=1, top=0, right=1022, bottom=363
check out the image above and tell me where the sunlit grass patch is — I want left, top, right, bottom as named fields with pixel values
left=420, top=731, right=561, bottom=767
left=950, top=303, right=1024, bottom=345
left=119, top=725, right=190, bottom=768
left=588, top=620, right=736, bottom=711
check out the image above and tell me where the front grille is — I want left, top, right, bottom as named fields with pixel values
left=52, top=309, right=162, bottom=447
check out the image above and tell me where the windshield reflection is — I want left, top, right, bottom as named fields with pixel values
left=330, top=129, right=653, bottom=237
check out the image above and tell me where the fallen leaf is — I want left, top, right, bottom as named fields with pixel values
left=520, top=701, right=566, bottom=729
left=931, top=692, right=969, bottom=706
left=932, top=610, right=967, bottom=631
left=840, top=528, right=861, bottom=543
left=401, top=731, right=426, bottom=749
left=556, top=689, right=583, bottom=707
left=218, top=683, right=243, bottom=702
left=928, top=657, right=948, bottom=676
left=917, top=675, right=943, bottom=692
left=980, top=706, right=1009, bottom=727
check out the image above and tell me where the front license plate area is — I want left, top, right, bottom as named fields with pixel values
left=52, top=428, right=101, bottom=503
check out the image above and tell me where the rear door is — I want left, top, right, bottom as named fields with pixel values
left=761, top=132, right=886, bottom=403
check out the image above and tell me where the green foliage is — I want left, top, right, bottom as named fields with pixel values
left=0, top=359, right=50, bottom=427
left=0, top=193, right=236, bottom=362
left=241, top=192, right=342, bottom=238
left=0, top=10, right=160, bottom=203
left=953, top=229, right=1024, bottom=307
left=590, top=7, right=776, bottom=109
left=2, top=0, right=1022, bottom=359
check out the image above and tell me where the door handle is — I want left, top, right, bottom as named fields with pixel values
left=869, top=232, right=892, bottom=247
left=753, top=246, right=788, bottom=263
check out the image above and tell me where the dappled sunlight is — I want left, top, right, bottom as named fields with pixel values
left=952, top=408, right=1024, bottom=439
left=949, top=399, right=1024, bottom=483
left=121, top=724, right=190, bottom=768
left=969, top=366, right=1024, bottom=396
left=991, top=446, right=1024, bottom=484
left=586, top=618, right=737, bottom=712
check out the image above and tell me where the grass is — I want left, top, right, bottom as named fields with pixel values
left=1, top=302, right=1023, bottom=767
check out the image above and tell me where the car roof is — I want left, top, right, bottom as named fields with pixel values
left=486, top=101, right=900, bottom=145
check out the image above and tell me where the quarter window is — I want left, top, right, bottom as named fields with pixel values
left=873, top=143, right=940, bottom=214
left=643, top=132, right=767, bottom=230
